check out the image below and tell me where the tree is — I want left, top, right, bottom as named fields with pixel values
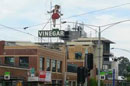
left=118, top=56, right=130, bottom=81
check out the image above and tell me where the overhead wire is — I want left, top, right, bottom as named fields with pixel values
left=62, top=3, right=130, bottom=20
left=0, top=24, right=39, bottom=38
left=23, top=21, right=49, bottom=29
left=0, top=2, right=129, bottom=41
left=0, top=24, right=46, bottom=41
left=42, top=18, right=51, bottom=30
left=21, top=2, right=130, bottom=29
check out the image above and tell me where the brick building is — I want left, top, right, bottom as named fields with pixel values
left=0, top=41, right=77, bottom=86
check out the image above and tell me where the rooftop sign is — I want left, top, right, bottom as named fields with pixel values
left=38, top=29, right=65, bottom=37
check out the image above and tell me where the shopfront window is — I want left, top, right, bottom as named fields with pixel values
left=67, top=64, right=77, bottom=73
left=57, top=61, right=62, bottom=72
left=73, top=81, right=76, bottom=86
left=46, top=58, right=51, bottom=71
left=19, top=57, right=29, bottom=68
left=0, top=58, right=2, bottom=64
left=5, top=57, right=15, bottom=66
left=52, top=80, right=56, bottom=86
left=51, top=59, right=56, bottom=72
left=57, top=80, right=62, bottom=86
left=40, top=57, right=44, bottom=71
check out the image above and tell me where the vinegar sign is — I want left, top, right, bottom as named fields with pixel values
left=38, top=29, right=65, bottom=37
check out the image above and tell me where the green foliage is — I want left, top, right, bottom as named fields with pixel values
left=127, top=76, right=130, bottom=82
left=101, top=80, right=104, bottom=86
left=89, top=78, right=104, bottom=86
left=119, top=57, right=130, bottom=80
left=89, top=78, right=97, bottom=86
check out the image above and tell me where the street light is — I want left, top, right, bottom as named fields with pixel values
left=93, top=20, right=130, bottom=86
left=62, top=19, right=130, bottom=86
left=111, top=47, right=130, bottom=54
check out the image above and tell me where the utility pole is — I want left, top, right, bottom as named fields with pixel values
left=62, top=19, right=130, bottom=86
left=84, top=49, right=88, bottom=86
left=98, top=26, right=101, bottom=86
left=64, top=41, right=68, bottom=86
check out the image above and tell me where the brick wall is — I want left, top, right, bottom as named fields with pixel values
left=0, top=67, right=29, bottom=80
left=0, top=41, right=5, bottom=55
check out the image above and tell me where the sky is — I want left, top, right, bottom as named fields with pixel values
left=0, top=0, right=130, bottom=59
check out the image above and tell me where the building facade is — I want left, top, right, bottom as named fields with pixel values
left=63, top=37, right=114, bottom=81
left=71, top=37, right=114, bottom=70
left=0, top=41, right=77, bottom=86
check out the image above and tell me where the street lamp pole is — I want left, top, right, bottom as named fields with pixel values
left=98, top=26, right=101, bottom=86
left=84, top=20, right=130, bottom=86
left=62, top=19, right=130, bottom=86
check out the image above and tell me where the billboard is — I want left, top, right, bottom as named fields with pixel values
left=38, top=29, right=65, bottom=37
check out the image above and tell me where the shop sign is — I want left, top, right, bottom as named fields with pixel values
left=28, top=77, right=39, bottom=81
left=45, top=71, right=51, bottom=82
left=38, top=29, right=65, bottom=37
left=30, top=68, right=35, bottom=77
left=39, top=71, right=51, bottom=82
left=4, top=72, right=10, bottom=80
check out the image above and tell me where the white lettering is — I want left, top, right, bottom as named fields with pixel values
left=38, top=30, right=65, bottom=37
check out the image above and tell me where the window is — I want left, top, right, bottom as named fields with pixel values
left=103, top=43, right=110, bottom=53
left=52, top=80, right=56, bottom=86
left=57, top=61, right=62, bottom=72
left=5, top=57, right=15, bottom=66
left=46, top=58, right=51, bottom=71
left=75, top=52, right=82, bottom=59
left=19, top=57, right=29, bottom=68
left=57, top=80, right=62, bottom=86
left=103, top=65, right=108, bottom=69
left=73, top=81, right=76, bottom=86
left=51, top=59, right=56, bottom=72
left=104, top=57, right=109, bottom=61
left=69, top=81, right=72, bottom=86
left=52, top=80, right=62, bottom=86
left=67, top=64, right=77, bottom=73
left=40, top=57, right=44, bottom=71
left=0, top=58, right=1, bottom=64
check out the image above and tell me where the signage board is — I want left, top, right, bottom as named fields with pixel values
left=39, top=71, right=51, bottom=82
left=28, top=71, right=51, bottom=82
left=38, top=29, right=65, bottom=37
left=30, top=68, right=35, bottom=77
left=28, top=77, right=39, bottom=81
left=4, top=72, right=10, bottom=80
left=45, top=71, right=51, bottom=82
left=100, top=72, right=106, bottom=75
left=39, top=71, right=46, bottom=81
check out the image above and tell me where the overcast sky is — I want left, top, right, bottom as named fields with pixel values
left=0, top=0, right=130, bottom=59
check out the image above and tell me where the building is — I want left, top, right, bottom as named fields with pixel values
left=0, top=41, right=77, bottom=86
left=71, top=37, right=114, bottom=70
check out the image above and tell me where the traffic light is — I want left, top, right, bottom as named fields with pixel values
left=87, top=53, right=93, bottom=70
left=84, top=67, right=88, bottom=77
left=77, top=67, right=88, bottom=84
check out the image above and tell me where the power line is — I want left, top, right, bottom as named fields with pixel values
left=22, top=2, right=130, bottom=28
left=62, top=3, right=130, bottom=20
left=23, top=22, right=48, bottom=29
left=0, top=24, right=37, bottom=38
left=0, top=24, right=46, bottom=41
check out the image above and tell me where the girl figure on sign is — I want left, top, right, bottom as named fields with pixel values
left=48, top=5, right=63, bottom=27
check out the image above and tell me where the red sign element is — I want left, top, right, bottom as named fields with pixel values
left=39, top=71, right=46, bottom=78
